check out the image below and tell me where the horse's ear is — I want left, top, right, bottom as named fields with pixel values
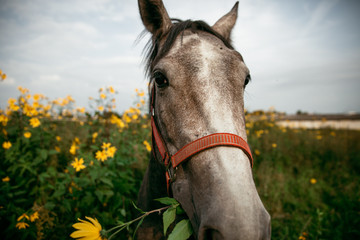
left=212, top=1, right=239, bottom=42
left=138, top=0, right=172, bottom=36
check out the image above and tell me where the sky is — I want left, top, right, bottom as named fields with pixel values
left=0, top=0, right=359, bottom=114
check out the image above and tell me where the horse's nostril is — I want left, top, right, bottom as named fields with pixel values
left=202, top=228, right=223, bottom=240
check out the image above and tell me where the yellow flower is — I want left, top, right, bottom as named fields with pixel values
left=98, top=106, right=104, bottom=112
left=71, top=157, right=86, bottom=172
left=1, top=73, right=6, bottom=80
left=0, top=114, right=9, bottom=125
left=33, top=94, right=41, bottom=101
left=101, top=142, right=111, bottom=150
left=29, top=117, right=41, bottom=128
left=17, top=213, right=30, bottom=221
left=23, top=104, right=38, bottom=117
left=8, top=98, right=17, bottom=106
left=310, top=178, right=317, bottom=184
left=56, top=136, right=62, bottom=141
left=100, top=93, right=106, bottom=99
left=9, top=103, right=20, bottom=111
left=137, top=91, right=145, bottom=97
left=123, top=114, right=131, bottom=123
left=106, top=146, right=117, bottom=158
left=95, top=150, right=107, bottom=162
left=2, top=176, right=10, bottom=182
left=132, top=114, right=139, bottom=120
left=110, top=115, right=125, bottom=128
left=55, top=146, right=61, bottom=152
left=143, top=140, right=151, bottom=152
left=255, top=149, right=260, bottom=156
left=109, top=86, right=115, bottom=94
left=33, top=101, right=40, bottom=108
left=24, top=132, right=32, bottom=138
left=272, top=143, right=277, bottom=148
left=30, top=211, right=39, bottom=222
left=67, top=95, right=75, bottom=102
left=70, top=216, right=103, bottom=240
left=43, top=104, right=51, bottom=111
left=74, top=137, right=80, bottom=145
left=70, top=144, right=78, bottom=155
left=77, top=107, right=86, bottom=114
left=18, top=86, right=29, bottom=94
left=2, top=141, right=11, bottom=149
left=16, top=222, right=29, bottom=230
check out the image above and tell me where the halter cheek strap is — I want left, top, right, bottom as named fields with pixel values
left=150, top=87, right=253, bottom=195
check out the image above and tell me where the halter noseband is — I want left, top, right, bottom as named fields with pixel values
left=150, top=86, right=253, bottom=195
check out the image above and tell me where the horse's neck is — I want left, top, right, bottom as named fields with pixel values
left=136, top=152, right=168, bottom=240
left=137, top=152, right=168, bottom=209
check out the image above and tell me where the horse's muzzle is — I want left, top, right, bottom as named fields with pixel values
left=198, top=208, right=271, bottom=240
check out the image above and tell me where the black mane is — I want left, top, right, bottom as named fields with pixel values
left=143, top=19, right=234, bottom=77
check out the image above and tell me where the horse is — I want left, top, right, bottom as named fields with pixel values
left=136, top=0, right=271, bottom=239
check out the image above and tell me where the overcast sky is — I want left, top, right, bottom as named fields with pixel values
left=0, top=0, right=359, bottom=114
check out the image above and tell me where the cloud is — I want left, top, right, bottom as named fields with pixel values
left=301, top=0, right=339, bottom=36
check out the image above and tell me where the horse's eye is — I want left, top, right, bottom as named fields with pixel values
left=153, top=71, right=169, bottom=88
left=244, top=74, right=251, bottom=87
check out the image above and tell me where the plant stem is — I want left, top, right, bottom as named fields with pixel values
left=106, top=205, right=171, bottom=238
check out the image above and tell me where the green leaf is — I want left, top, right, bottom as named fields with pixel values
left=133, top=216, right=146, bottom=239
left=132, top=201, right=145, bottom=214
left=154, top=197, right=179, bottom=206
left=176, top=205, right=185, bottom=215
left=168, top=219, right=193, bottom=240
left=95, top=189, right=104, bottom=202
left=40, top=149, right=48, bottom=160
left=48, top=149, right=59, bottom=155
left=44, top=202, right=56, bottom=210
left=100, top=177, right=114, bottom=188
left=90, top=145, right=99, bottom=150
left=163, top=206, right=176, bottom=235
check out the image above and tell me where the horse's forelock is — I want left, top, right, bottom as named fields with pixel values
left=143, top=19, right=234, bottom=78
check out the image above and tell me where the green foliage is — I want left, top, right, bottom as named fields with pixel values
left=0, top=87, right=151, bottom=239
left=246, top=112, right=360, bottom=239
left=168, top=220, right=193, bottom=240
left=155, top=197, right=193, bottom=240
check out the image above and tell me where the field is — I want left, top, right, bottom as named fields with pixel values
left=1, top=86, right=359, bottom=239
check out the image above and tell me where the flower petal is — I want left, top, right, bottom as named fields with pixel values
left=85, top=217, right=102, bottom=230
left=72, top=222, right=97, bottom=232
left=70, top=230, right=99, bottom=238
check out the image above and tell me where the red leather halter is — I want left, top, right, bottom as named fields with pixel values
left=150, top=87, right=253, bottom=195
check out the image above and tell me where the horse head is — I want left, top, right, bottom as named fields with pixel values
left=137, top=1, right=271, bottom=239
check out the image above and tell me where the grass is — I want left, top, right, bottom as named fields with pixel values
left=249, top=119, right=360, bottom=239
